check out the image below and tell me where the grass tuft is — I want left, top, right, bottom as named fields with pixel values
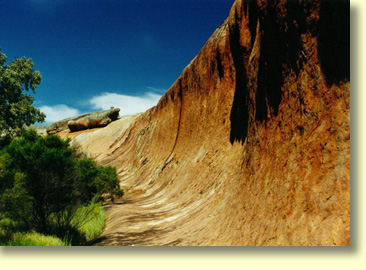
left=6, top=232, right=66, bottom=246
left=74, top=202, right=106, bottom=241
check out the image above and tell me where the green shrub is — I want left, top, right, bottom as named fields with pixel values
left=95, top=165, right=121, bottom=195
left=113, top=188, right=124, bottom=198
left=76, top=158, right=100, bottom=202
left=0, top=129, right=122, bottom=245
left=0, top=218, right=19, bottom=233
left=0, top=218, right=26, bottom=245
left=76, top=158, right=123, bottom=202
left=0, top=130, right=79, bottom=233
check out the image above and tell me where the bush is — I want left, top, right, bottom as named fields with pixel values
left=76, top=158, right=123, bottom=202
left=113, top=188, right=124, bottom=198
left=0, top=217, right=27, bottom=245
left=0, top=130, right=79, bottom=233
left=0, top=129, right=122, bottom=244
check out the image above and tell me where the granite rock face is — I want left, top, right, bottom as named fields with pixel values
left=63, top=0, right=350, bottom=246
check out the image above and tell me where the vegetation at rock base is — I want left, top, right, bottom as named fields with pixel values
left=0, top=130, right=123, bottom=245
left=0, top=49, right=45, bottom=146
left=0, top=203, right=106, bottom=246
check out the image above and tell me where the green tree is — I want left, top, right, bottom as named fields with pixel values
left=0, top=49, right=45, bottom=146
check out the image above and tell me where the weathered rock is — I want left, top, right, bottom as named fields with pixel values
left=46, top=108, right=120, bottom=134
left=62, top=0, right=349, bottom=246
left=47, top=114, right=89, bottom=134
left=68, top=108, right=120, bottom=132
left=101, top=193, right=113, bottom=206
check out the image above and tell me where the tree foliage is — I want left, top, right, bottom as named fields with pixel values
left=76, top=158, right=120, bottom=202
left=0, top=130, right=123, bottom=241
left=0, top=49, right=45, bottom=145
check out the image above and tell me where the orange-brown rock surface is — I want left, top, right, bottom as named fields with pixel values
left=60, top=0, right=350, bottom=246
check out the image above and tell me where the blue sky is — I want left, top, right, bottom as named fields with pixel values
left=0, top=0, right=233, bottom=123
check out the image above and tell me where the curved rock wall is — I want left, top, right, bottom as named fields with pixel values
left=64, top=0, right=350, bottom=246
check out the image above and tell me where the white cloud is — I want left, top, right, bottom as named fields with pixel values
left=89, top=92, right=162, bottom=116
left=39, top=104, right=80, bottom=124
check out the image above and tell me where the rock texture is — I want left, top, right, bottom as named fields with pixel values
left=47, top=108, right=120, bottom=134
left=61, top=0, right=350, bottom=246
left=68, top=108, right=120, bottom=132
left=47, top=115, right=87, bottom=135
